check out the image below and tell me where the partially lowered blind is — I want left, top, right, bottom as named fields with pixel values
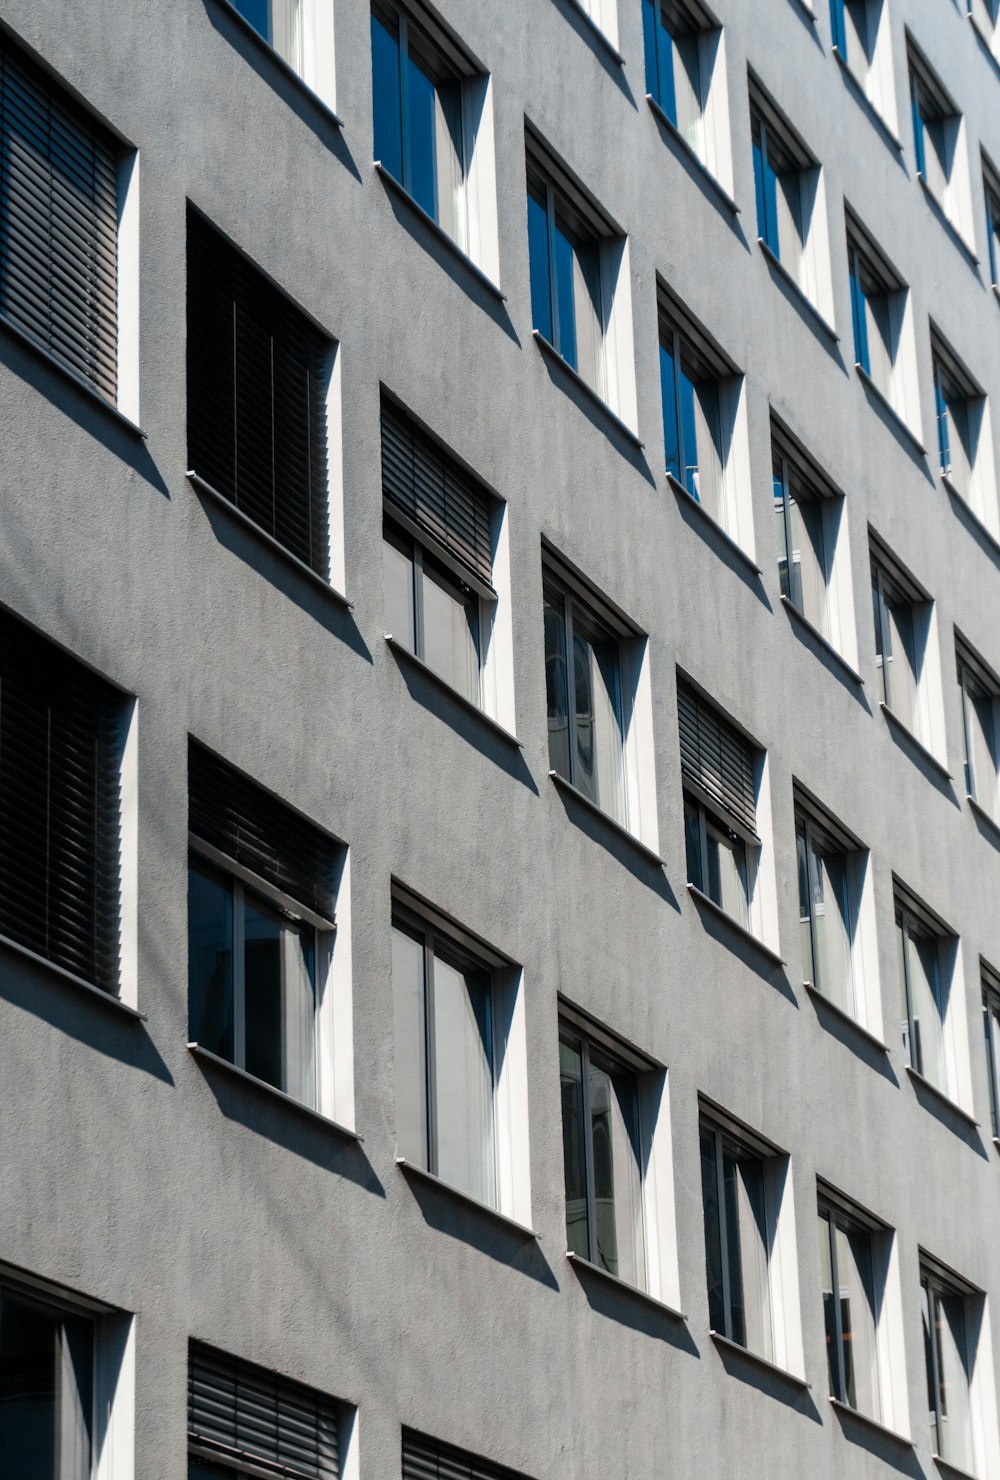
left=188, top=1344, right=340, bottom=1480
left=187, top=209, right=331, bottom=577
left=0, top=32, right=119, bottom=401
left=402, top=1429, right=531, bottom=1480
left=677, top=680, right=757, bottom=838
left=381, top=399, right=493, bottom=587
left=0, top=609, right=123, bottom=990
left=188, top=740, right=338, bottom=921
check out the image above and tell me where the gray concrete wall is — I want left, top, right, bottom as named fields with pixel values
left=1, top=0, right=999, bottom=1474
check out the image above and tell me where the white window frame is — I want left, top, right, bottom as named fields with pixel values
left=830, top=0, right=899, bottom=135
left=221, top=0, right=338, bottom=110
left=906, top=36, right=975, bottom=249
left=958, top=639, right=1000, bottom=824
left=931, top=327, right=998, bottom=536
left=846, top=213, right=920, bottom=436
left=643, top=0, right=733, bottom=194
left=870, top=536, right=945, bottom=761
left=919, top=1254, right=1000, bottom=1480
left=894, top=883, right=972, bottom=1114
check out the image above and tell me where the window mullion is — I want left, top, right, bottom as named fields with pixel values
left=829, top=1216, right=848, bottom=1402
left=927, top=1284, right=944, bottom=1446
left=699, top=802, right=711, bottom=898
left=805, top=823, right=822, bottom=991
left=781, top=456, right=796, bottom=606
left=715, top=1129, right=733, bottom=1341
left=233, top=879, right=246, bottom=1070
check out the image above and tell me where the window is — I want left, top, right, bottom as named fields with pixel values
left=969, top=0, right=1000, bottom=46
left=700, top=1105, right=801, bottom=1373
left=985, top=159, right=1000, bottom=288
left=391, top=887, right=525, bottom=1213
left=0, top=1269, right=133, bottom=1480
left=829, top=0, right=896, bottom=130
left=846, top=215, right=915, bottom=426
left=230, top=0, right=303, bottom=71
left=895, top=884, right=955, bottom=1096
left=0, top=30, right=138, bottom=418
left=796, top=797, right=859, bottom=1018
left=225, top=0, right=336, bottom=104
left=870, top=538, right=937, bottom=748
left=186, top=209, right=336, bottom=581
left=381, top=396, right=498, bottom=709
left=679, top=679, right=759, bottom=931
left=818, top=1192, right=884, bottom=1419
left=402, top=1427, right=533, bottom=1480
left=188, top=741, right=346, bottom=1118
left=772, top=416, right=851, bottom=650
left=920, top=1262, right=975, bottom=1472
left=957, top=637, right=1000, bottom=821
left=982, top=963, right=1000, bottom=1140
left=643, top=0, right=728, bottom=169
left=0, top=607, right=128, bottom=996
left=188, top=1341, right=348, bottom=1478
left=931, top=326, right=996, bottom=525
left=907, top=38, right=973, bottom=243
left=750, top=79, right=829, bottom=314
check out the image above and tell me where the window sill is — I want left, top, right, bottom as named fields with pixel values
left=549, top=770, right=665, bottom=867
left=905, top=1065, right=979, bottom=1130
left=854, top=364, right=926, bottom=457
left=687, top=884, right=786, bottom=969
left=645, top=95, right=740, bottom=216
left=374, top=163, right=506, bottom=303
left=933, top=1455, right=982, bottom=1480
left=829, top=1397, right=912, bottom=1446
left=780, top=598, right=863, bottom=686
left=566, top=1252, right=686, bottom=1320
left=710, top=1332, right=809, bottom=1389
left=917, top=176, right=980, bottom=268
left=667, top=473, right=763, bottom=575
left=188, top=1043, right=363, bottom=1141
left=0, top=313, right=146, bottom=439
left=385, top=636, right=522, bottom=749
left=395, top=1158, right=538, bottom=1238
left=188, top=472, right=353, bottom=608
left=532, top=331, right=644, bottom=449
left=879, top=703, right=952, bottom=783
left=756, top=237, right=839, bottom=343
left=557, top=0, right=626, bottom=65
left=210, top=0, right=343, bottom=126
left=831, top=48, right=904, bottom=154
left=804, top=983, right=889, bottom=1053
left=0, top=931, right=145, bottom=1020
left=968, top=792, right=1000, bottom=843
left=943, top=477, right=1000, bottom=558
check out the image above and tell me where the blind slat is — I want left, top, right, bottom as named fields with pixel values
left=677, top=681, right=757, bottom=837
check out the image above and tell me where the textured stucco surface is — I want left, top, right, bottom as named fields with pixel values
left=1, top=0, right=1000, bottom=1475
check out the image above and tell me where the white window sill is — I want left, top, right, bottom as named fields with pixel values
left=395, top=1157, right=538, bottom=1239
left=210, top=0, right=343, bottom=127
left=374, top=163, right=506, bottom=303
left=905, top=1065, right=979, bottom=1130
left=0, top=312, right=145, bottom=439
left=968, top=792, right=1000, bottom=844
left=0, top=931, right=144, bottom=1019
left=667, top=472, right=762, bottom=575
left=188, top=1043, right=362, bottom=1141
left=710, top=1331, right=809, bottom=1388
left=780, top=598, right=863, bottom=686
left=854, top=364, right=927, bottom=458
left=566, top=1252, right=686, bottom=1320
left=532, top=332, right=644, bottom=449
left=831, top=48, right=904, bottom=154
left=549, top=769, right=665, bottom=867
left=829, top=1397, right=912, bottom=1446
left=917, top=176, right=979, bottom=267
left=942, top=476, right=1000, bottom=559
left=879, top=703, right=952, bottom=784
left=557, top=0, right=626, bottom=66
left=688, top=884, right=786, bottom=969
left=804, top=983, right=889, bottom=1053
left=756, top=237, right=839, bottom=343
left=645, top=95, right=740, bottom=216
left=934, top=1454, right=982, bottom=1480
left=385, top=636, right=522, bottom=749
left=188, top=472, right=353, bottom=608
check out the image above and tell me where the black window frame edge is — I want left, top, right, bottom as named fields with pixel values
left=524, top=117, right=622, bottom=240
left=892, top=874, right=954, bottom=939
left=376, top=0, right=487, bottom=77
left=657, top=274, right=739, bottom=380
left=541, top=536, right=642, bottom=642
left=210, top=0, right=344, bottom=126
left=844, top=204, right=907, bottom=292
left=792, top=777, right=865, bottom=854
left=918, top=1248, right=981, bottom=1299
left=558, top=993, right=663, bottom=1075
left=390, top=877, right=513, bottom=971
left=769, top=407, right=844, bottom=502
left=401, top=1424, right=536, bottom=1480
left=816, top=1176, right=888, bottom=1235
left=904, top=28, right=959, bottom=120
left=929, top=321, right=983, bottom=400
left=0, top=1259, right=124, bottom=1321
left=675, top=667, right=765, bottom=764
left=746, top=67, right=817, bottom=172
left=697, top=1093, right=784, bottom=1159
left=955, top=626, right=1000, bottom=695
left=868, top=526, right=930, bottom=606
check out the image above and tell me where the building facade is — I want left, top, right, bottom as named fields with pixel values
left=1, top=0, right=1000, bottom=1475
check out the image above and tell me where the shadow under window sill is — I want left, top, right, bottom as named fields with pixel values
left=854, top=365, right=926, bottom=458
left=829, top=1397, right=913, bottom=1446
left=188, top=1043, right=362, bottom=1141
left=710, top=1331, right=809, bottom=1389
left=905, top=1065, right=979, bottom=1130
left=385, top=636, right=522, bottom=749
left=532, top=332, right=644, bottom=449
left=188, top=472, right=353, bottom=609
left=879, top=703, right=952, bottom=784
left=968, top=793, right=1000, bottom=845
left=210, top=0, right=344, bottom=126
left=0, top=931, right=146, bottom=1021
left=566, top=1252, right=686, bottom=1320
left=0, top=313, right=146, bottom=440
left=934, top=1453, right=983, bottom=1480
left=645, top=95, right=740, bottom=215
left=831, top=48, right=904, bottom=156
left=557, top=0, right=627, bottom=65
left=756, top=237, right=839, bottom=343
left=917, top=176, right=980, bottom=269
left=395, top=1158, right=539, bottom=1239
left=781, top=598, right=863, bottom=685
left=804, top=983, right=889, bottom=1052
left=943, top=477, right=1000, bottom=559
left=666, top=473, right=762, bottom=575
left=374, top=163, right=506, bottom=303
left=549, top=770, right=665, bottom=867
left=688, top=884, right=786, bottom=969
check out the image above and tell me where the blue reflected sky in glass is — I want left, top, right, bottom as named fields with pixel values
left=659, top=339, right=681, bottom=480
left=233, top=0, right=270, bottom=41
left=679, top=362, right=699, bottom=497
left=371, top=12, right=403, bottom=181
left=553, top=221, right=578, bottom=372
left=407, top=56, right=437, bottom=219
left=849, top=257, right=870, bottom=373
left=752, top=127, right=779, bottom=253
left=527, top=189, right=552, bottom=343
left=642, top=0, right=678, bottom=123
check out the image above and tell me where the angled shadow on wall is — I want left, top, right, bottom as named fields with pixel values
left=907, top=1072, right=988, bottom=1161
left=945, top=485, right=1000, bottom=575
left=829, top=1402, right=924, bottom=1477
left=568, top=1259, right=700, bottom=1353
left=549, top=0, right=636, bottom=103
left=647, top=107, right=750, bottom=244
left=804, top=988, right=899, bottom=1086
left=551, top=781, right=679, bottom=906
left=535, top=346, right=656, bottom=486
left=671, top=487, right=772, bottom=607
left=710, top=1338, right=822, bottom=1421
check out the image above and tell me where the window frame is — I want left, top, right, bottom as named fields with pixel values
left=870, top=545, right=926, bottom=735
left=920, top=1260, right=976, bottom=1471
left=772, top=449, right=834, bottom=638
left=685, top=791, right=752, bottom=927
left=222, top=0, right=338, bottom=110
left=985, top=160, right=1000, bottom=288
left=982, top=964, right=1000, bottom=1140
left=957, top=641, right=1000, bottom=818
left=895, top=890, right=950, bottom=1088
left=527, top=163, right=607, bottom=397
left=817, top=1189, right=885, bottom=1420
left=643, top=0, right=708, bottom=147
left=796, top=808, right=856, bottom=1012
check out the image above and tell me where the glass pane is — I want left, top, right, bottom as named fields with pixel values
left=654, top=11, right=678, bottom=121
left=796, top=496, right=829, bottom=636
left=560, top=1036, right=590, bottom=1261
left=907, top=929, right=946, bottom=1088
left=407, top=54, right=438, bottom=220
left=232, top=0, right=270, bottom=42
left=922, top=1281, right=940, bottom=1452
left=371, top=11, right=403, bottom=181
left=279, top=917, right=317, bottom=1107
left=872, top=576, right=889, bottom=706
left=818, top=1211, right=841, bottom=1399
left=420, top=557, right=480, bottom=704
left=0, top=1296, right=92, bottom=1480
left=692, top=376, right=723, bottom=519
left=553, top=218, right=578, bottom=372
left=188, top=860, right=235, bottom=1062
left=986, top=999, right=1000, bottom=1138
left=573, top=619, right=624, bottom=823
left=383, top=527, right=416, bottom=652
left=774, top=470, right=790, bottom=601
left=685, top=799, right=704, bottom=891
left=935, top=371, right=952, bottom=477
left=897, top=915, right=912, bottom=1063
left=271, top=0, right=302, bottom=71
left=391, top=923, right=426, bottom=1167
left=589, top=1053, right=643, bottom=1286
left=527, top=187, right=553, bottom=343
left=970, top=689, right=998, bottom=817
left=797, top=822, right=815, bottom=987
left=679, top=361, right=699, bottom=500
left=734, top=1153, right=771, bottom=1358
left=865, top=290, right=895, bottom=401
left=722, top=1146, right=748, bottom=1347
left=886, top=598, right=918, bottom=732
left=813, top=845, right=855, bottom=1017
left=776, top=168, right=804, bottom=283
left=660, top=337, right=681, bottom=482
left=433, top=77, right=465, bottom=246
left=700, top=1129, right=726, bottom=1335
left=641, top=0, right=660, bottom=101
left=839, top=1222, right=880, bottom=1418
left=543, top=589, right=571, bottom=782
left=936, top=1290, right=973, bottom=1469
left=243, top=892, right=284, bottom=1090
left=674, top=30, right=703, bottom=153
left=705, top=823, right=749, bottom=928
left=571, top=232, right=604, bottom=396
left=431, top=952, right=495, bottom=1205
left=850, top=254, right=870, bottom=373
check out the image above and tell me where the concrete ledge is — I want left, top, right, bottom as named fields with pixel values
left=0, top=313, right=146, bottom=439
left=209, top=0, right=344, bottom=126
left=188, top=1043, right=363, bottom=1141
left=781, top=597, right=864, bottom=686
left=396, top=1157, right=538, bottom=1239
left=0, top=931, right=145, bottom=1020
left=688, top=884, right=786, bottom=969
left=646, top=95, right=740, bottom=216
left=566, top=1251, right=686, bottom=1320
left=549, top=770, right=665, bottom=867
left=533, top=332, right=644, bottom=449
left=879, top=703, right=952, bottom=784
left=710, top=1331, right=810, bottom=1388
left=757, top=237, right=839, bottom=343
left=905, top=1064, right=979, bottom=1131
left=667, top=473, right=763, bottom=575
left=386, top=636, right=522, bottom=749
left=375, top=163, right=507, bottom=303
left=829, top=1397, right=913, bottom=1446
left=804, top=983, right=890, bottom=1054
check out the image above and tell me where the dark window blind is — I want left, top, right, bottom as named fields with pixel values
left=0, top=610, right=123, bottom=990
left=0, top=32, right=119, bottom=401
left=402, top=1430, right=531, bottom=1480
left=188, top=740, right=337, bottom=921
left=189, top=1344, right=340, bottom=1480
left=187, top=210, right=330, bottom=577
left=677, top=680, right=757, bottom=837
left=381, top=399, right=493, bottom=586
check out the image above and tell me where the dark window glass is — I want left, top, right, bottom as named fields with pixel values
left=188, top=860, right=235, bottom=1063
left=371, top=9, right=403, bottom=179
left=0, top=1293, right=93, bottom=1480
left=527, top=185, right=553, bottom=344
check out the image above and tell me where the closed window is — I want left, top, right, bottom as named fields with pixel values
left=187, top=741, right=342, bottom=1115
left=0, top=608, right=127, bottom=995
left=750, top=85, right=822, bottom=304
left=643, top=0, right=708, bottom=151
left=958, top=640, right=1000, bottom=821
left=847, top=219, right=912, bottom=421
left=225, top=0, right=336, bottom=104
left=818, top=1194, right=885, bottom=1421
left=230, top=0, right=304, bottom=71
left=920, top=1262, right=976, bottom=1472
left=931, top=327, right=995, bottom=525
left=0, top=31, right=135, bottom=413
left=402, top=1428, right=533, bottom=1480
left=796, top=804, right=857, bottom=1017
left=659, top=306, right=724, bottom=519
left=985, top=163, right=1000, bottom=288
left=771, top=418, right=849, bottom=649
left=870, top=540, right=936, bottom=747
left=908, top=41, right=966, bottom=232
left=895, top=886, right=954, bottom=1095
left=830, top=0, right=873, bottom=86
left=186, top=210, right=334, bottom=580
left=381, top=397, right=496, bottom=708
left=527, top=168, right=604, bottom=396
left=982, top=966, right=1000, bottom=1139
left=679, top=679, right=759, bottom=931
left=188, top=1342, right=348, bottom=1478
